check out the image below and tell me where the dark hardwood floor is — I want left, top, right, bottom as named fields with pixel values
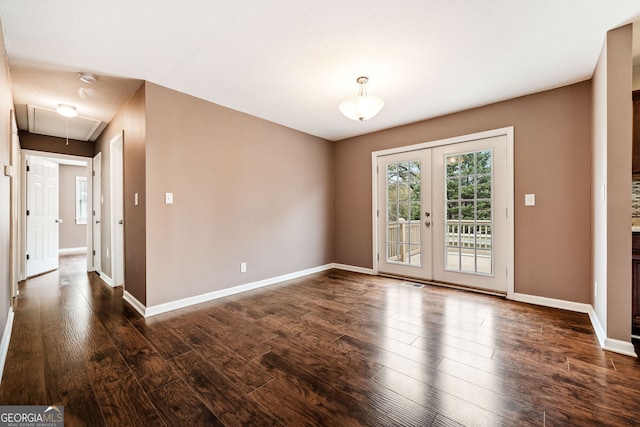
left=2, top=255, right=640, bottom=426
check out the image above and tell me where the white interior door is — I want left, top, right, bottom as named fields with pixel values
left=376, top=132, right=511, bottom=294
left=92, top=152, right=102, bottom=273
left=26, top=156, right=59, bottom=277
left=110, top=133, right=124, bottom=288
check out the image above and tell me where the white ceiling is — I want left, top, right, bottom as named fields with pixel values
left=1, top=1, right=639, bottom=142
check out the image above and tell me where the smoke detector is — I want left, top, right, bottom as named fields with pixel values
left=79, top=73, right=97, bottom=84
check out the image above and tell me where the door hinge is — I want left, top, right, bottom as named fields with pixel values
left=377, top=253, right=379, bottom=261
left=26, top=210, right=29, bottom=216
left=26, top=165, right=30, bottom=172
left=26, top=254, right=29, bottom=260
left=92, top=170, right=95, bottom=177
left=93, top=250, right=96, bottom=256
left=377, top=209, right=379, bottom=217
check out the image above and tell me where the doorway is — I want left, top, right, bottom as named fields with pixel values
left=373, top=128, right=514, bottom=296
left=22, top=151, right=93, bottom=278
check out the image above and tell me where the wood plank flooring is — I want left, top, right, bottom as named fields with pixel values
left=1, top=255, right=640, bottom=426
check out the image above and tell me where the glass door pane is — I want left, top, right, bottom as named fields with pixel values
left=386, top=160, right=422, bottom=266
left=444, top=150, right=493, bottom=274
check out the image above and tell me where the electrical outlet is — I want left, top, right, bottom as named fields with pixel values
left=240, top=262, right=247, bottom=273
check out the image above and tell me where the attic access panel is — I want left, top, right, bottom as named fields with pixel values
left=28, top=105, right=102, bottom=141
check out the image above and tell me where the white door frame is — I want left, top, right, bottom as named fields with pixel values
left=371, top=127, right=515, bottom=299
left=110, top=132, right=125, bottom=288
left=20, top=149, right=93, bottom=279
left=92, top=152, right=101, bottom=274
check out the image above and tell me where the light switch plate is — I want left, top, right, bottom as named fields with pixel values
left=165, top=192, right=173, bottom=204
left=524, top=194, right=535, bottom=206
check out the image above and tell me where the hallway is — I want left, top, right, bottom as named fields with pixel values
left=2, top=255, right=640, bottom=426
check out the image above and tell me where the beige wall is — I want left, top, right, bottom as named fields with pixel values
left=95, top=83, right=146, bottom=301
left=0, top=20, right=14, bottom=334
left=19, top=132, right=94, bottom=158
left=59, top=165, right=87, bottom=249
left=334, top=82, right=593, bottom=303
left=144, top=82, right=333, bottom=306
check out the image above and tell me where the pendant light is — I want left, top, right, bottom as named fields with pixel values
left=339, top=76, right=384, bottom=121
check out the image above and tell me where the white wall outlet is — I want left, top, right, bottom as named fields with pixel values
left=240, top=262, right=247, bottom=273
left=165, top=192, right=173, bottom=204
left=134, top=193, right=139, bottom=206
left=524, top=194, right=536, bottom=206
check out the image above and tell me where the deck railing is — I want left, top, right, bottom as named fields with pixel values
left=386, top=219, right=492, bottom=262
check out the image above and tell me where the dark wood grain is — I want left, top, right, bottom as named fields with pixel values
left=148, top=379, right=224, bottom=426
left=2, top=255, right=640, bottom=426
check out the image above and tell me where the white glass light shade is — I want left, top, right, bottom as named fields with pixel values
left=339, top=95, right=384, bottom=121
left=57, top=104, right=78, bottom=118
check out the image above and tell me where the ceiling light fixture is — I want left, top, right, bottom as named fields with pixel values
left=339, top=76, right=384, bottom=121
left=56, top=104, right=78, bottom=118
left=79, top=72, right=97, bottom=84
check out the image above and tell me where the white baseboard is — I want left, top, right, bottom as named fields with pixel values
left=331, top=263, right=375, bottom=275
left=144, top=263, right=335, bottom=317
left=123, top=291, right=146, bottom=317
left=95, top=271, right=114, bottom=287
left=58, top=247, right=87, bottom=255
left=514, top=292, right=637, bottom=358
left=603, top=338, right=637, bottom=357
left=0, top=308, right=15, bottom=385
left=513, top=292, right=592, bottom=314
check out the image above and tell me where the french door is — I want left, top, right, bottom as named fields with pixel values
left=376, top=133, right=510, bottom=294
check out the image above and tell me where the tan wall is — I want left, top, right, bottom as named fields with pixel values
left=95, top=83, right=146, bottom=302
left=59, top=165, right=87, bottom=249
left=0, top=19, right=14, bottom=333
left=19, top=132, right=94, bottom=157
left=334, top=82, right=592, bottom=303
left=606, top=26, right=633, bottom=342
left=144, top=82, right=333, bottom=306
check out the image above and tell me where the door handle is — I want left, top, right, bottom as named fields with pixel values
left=55, top=219, right=63, bottom=223
left=95, top=220, right=101, bottom=224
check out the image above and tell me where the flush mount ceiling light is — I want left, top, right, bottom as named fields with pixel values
left=339, top=76, right=384, bottom=121
left=56, top=104, right=78, bottom=118
left=79, top=72, right=97, bottom=84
